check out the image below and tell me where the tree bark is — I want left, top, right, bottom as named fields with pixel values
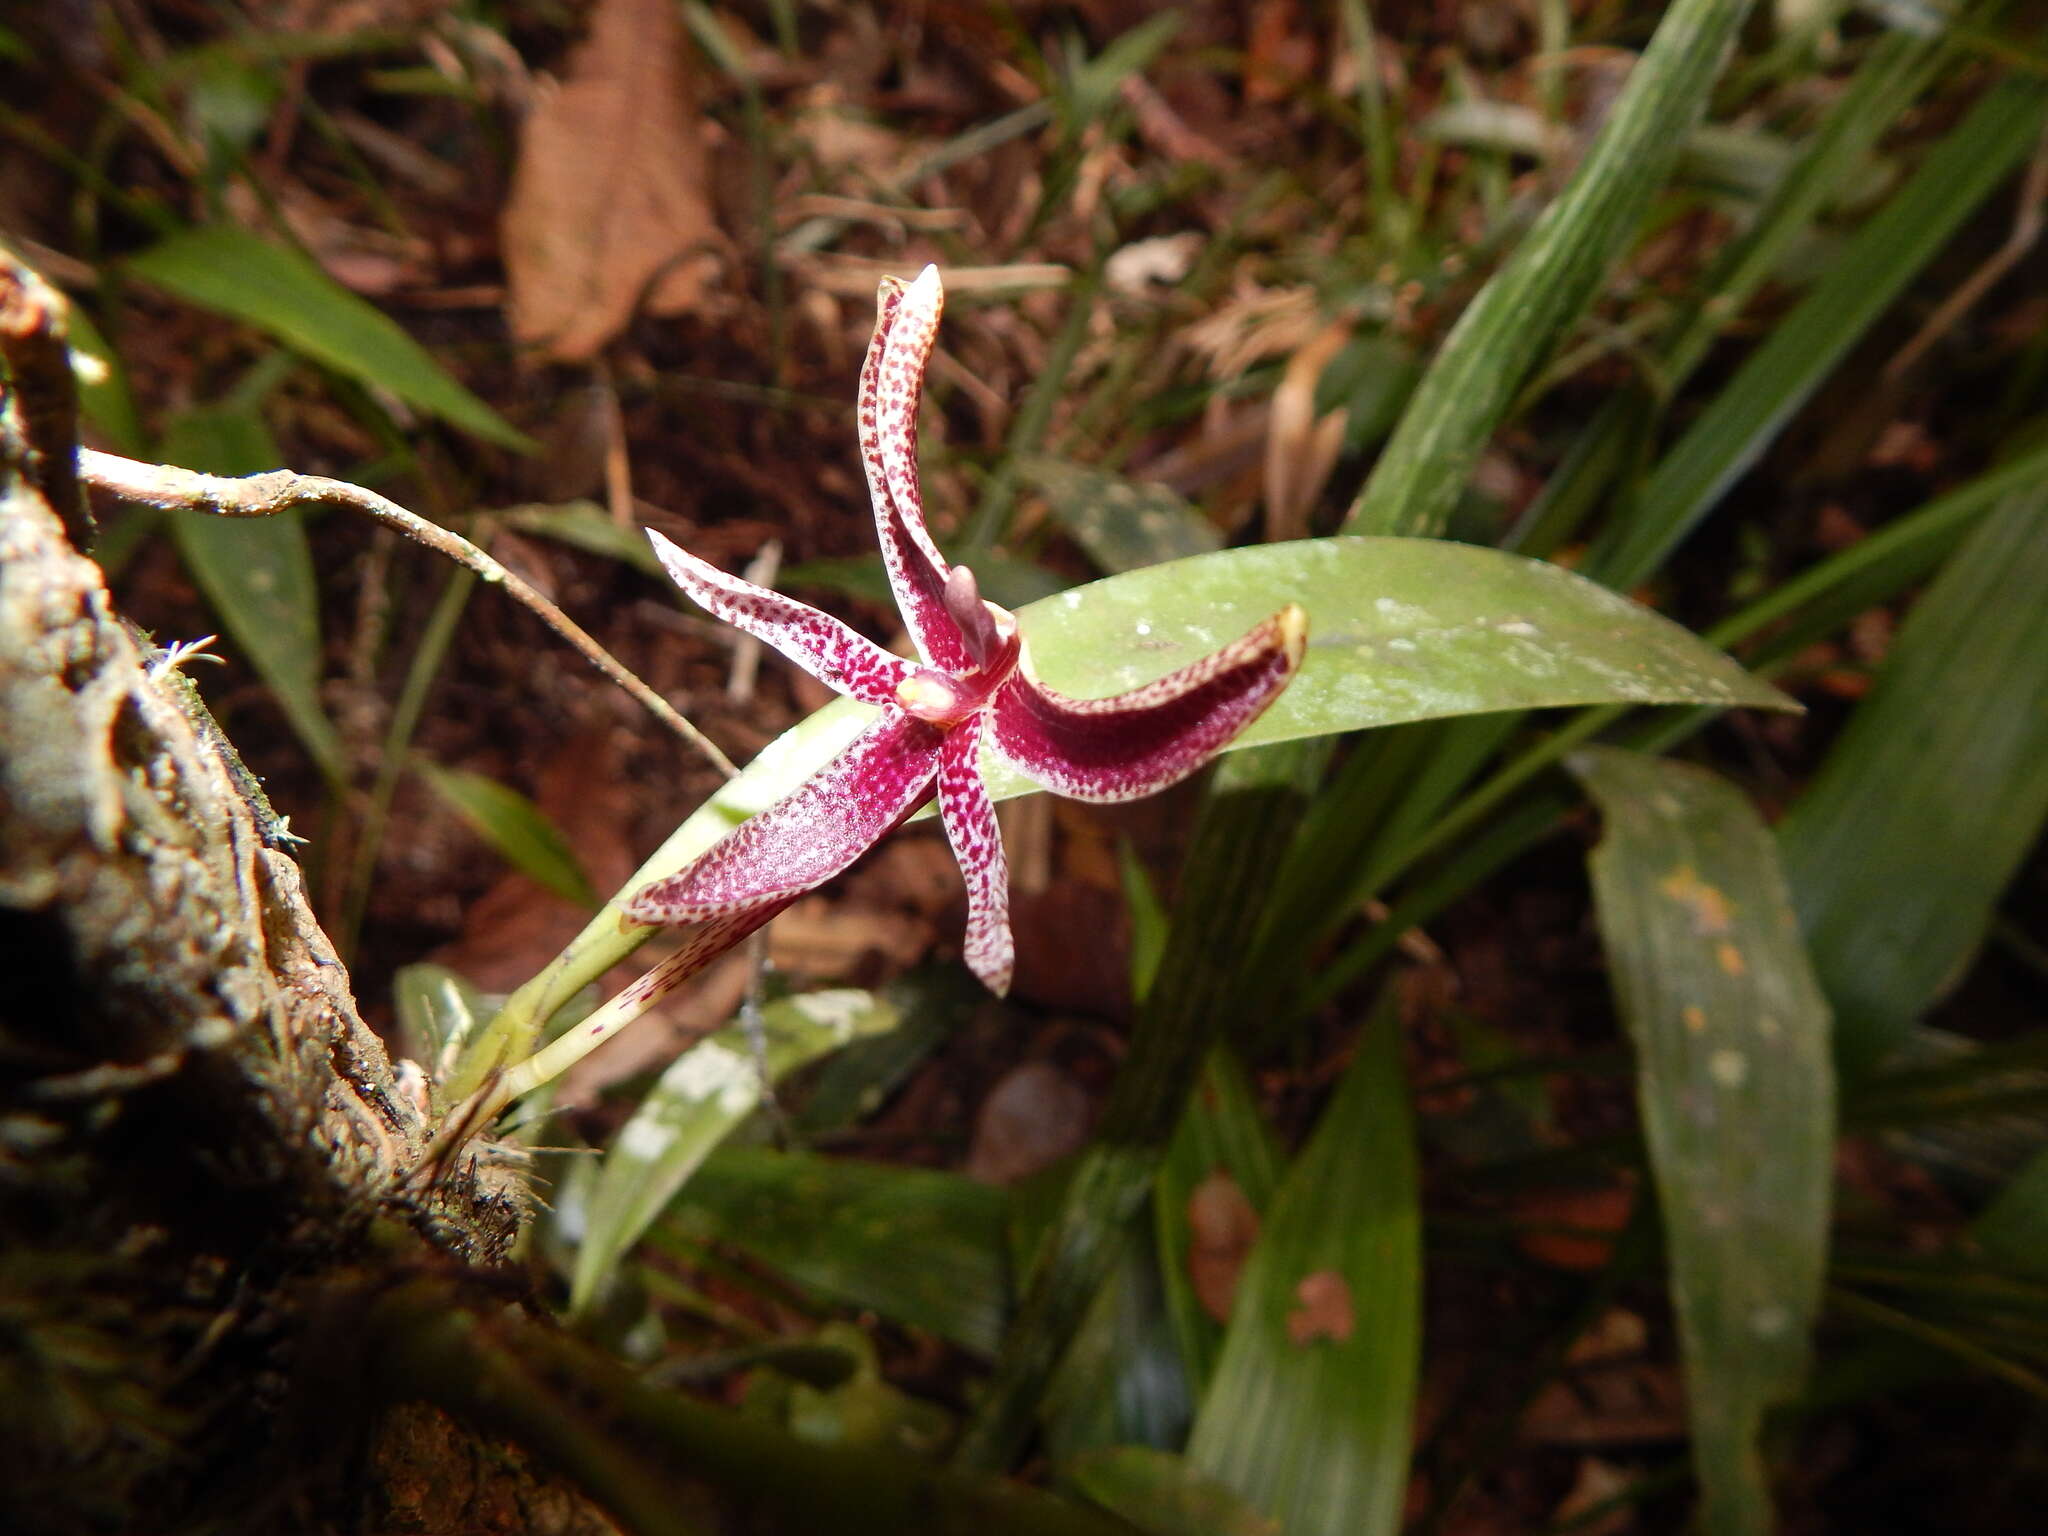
left=0, top=422, right=605, bottom=1532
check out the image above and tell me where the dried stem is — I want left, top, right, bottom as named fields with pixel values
left=77, top=448, right=738, bottom=779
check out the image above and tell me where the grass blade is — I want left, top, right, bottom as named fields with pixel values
left=568, top=990, right=900, bottom=1316
left=128, top=226, right=533, bottom=452
left=1346, top=0, right=1757, bottom=538
left=1777, top=488, right=2048, bottom=1072
left=1591, top=77, right=2048, bottom=589
left=1185, top=998, right=1420, bottom=1536
left=1570, top=747, right=1834, bottom=1536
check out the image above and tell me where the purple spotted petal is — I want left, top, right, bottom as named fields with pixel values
left=936, top=712, right=1013, bottom=996
left=625, top=707, right=943, bottom=923
left=646, top=529, right=913, bottom=708
left=988, top=605, right=1308, bottom=803
left=857, top=268, right=971, bottom=672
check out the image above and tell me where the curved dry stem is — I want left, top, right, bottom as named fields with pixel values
left=77, top=448, right=738, bottom=779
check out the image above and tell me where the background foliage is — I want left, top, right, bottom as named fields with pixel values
left=4, top=0, right=2046, bottom=1531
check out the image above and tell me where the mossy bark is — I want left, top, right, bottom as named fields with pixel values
left=0, top=455, right=607, bottom=1533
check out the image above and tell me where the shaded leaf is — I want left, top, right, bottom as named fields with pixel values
left=1016, top=455, right=1222, bottom=574
left=128, top=226, right=531, bottom=451
left=1038, top=1223, right=1193, bottom=1461
left=1974, top=1148, right=2048, bottom=1282
left=160, top=403, right=345, bottom=784
left=569, top=991, right=899, bottom=1315
left=415, top=760, right=599, bottom=908
left=1777, top=488, right=2048, bottom=1072
left=62, top=299, right=144, bottom=456
left=1571, top=746, right=1834, bottom=1536
left=1156, top=1048, right=1281, bottom=1387
left=1065, top=1446, right=1278, bottom=1536
left=500, top=0, right=720, bottom=361
left=1186, top=1002, right=1419, bottom=1536
left=670, top=1145, right=1011, bottom=1355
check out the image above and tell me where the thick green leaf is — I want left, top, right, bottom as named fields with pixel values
left=1777, top=488, right=2048, bottom=1073
left=1037, top=1223, right=1192, bottom=1461
left=482, top=534, right=1790, bottom=1072
left=1016, top=455, right=1222, bottom=575
left=414, top=760, right=598, bottom=908
left=160, top=404, right=345, bottom=784
left=668, top=1146, right=1011, bottom=1355
left=1065, top=1447, right=1278, bottom=1536
left=127, top=227, right=532, bottom=451
left=1571, top=747, right=1834, bottom=1536
left=568, top=991, right=900, bottom=1316
left=1185, top=1002, right=1419, bottom=1536
left=993, top=537, right=1789, bottom=794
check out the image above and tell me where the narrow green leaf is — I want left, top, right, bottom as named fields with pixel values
left=1777, top=488, right=2048, bottom=1072
left=1571, top=746, right=1835, bottom=1536
left=160, top=404, right=346, bottom=784
left=1592, top=77, right=2048, bottom=588
left=1347, top=0, right=1757, bottom=537
left=1155, top=1048, right=1281, bottom=1390
left=1038, top=1224, right=1192, bottom=1461
left=414, top=760, right=599, bottom=908
left=1117, top=841, right=1169, bottom=1006
left=669, top=1145, right=1010, bottom=1355
left=127, top=227, right=533, bottom=451
left=1015, top=455, right=1222, bottom=575
left=1186, top=1004, right=1420, bottom=1536
left=1065, top=1446, right=1278, bottom=1536
left=569, top=992, right=900, bottom=1316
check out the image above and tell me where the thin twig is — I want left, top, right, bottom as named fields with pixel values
left=76, top=448, right=739, bottom=779
left=1887, top=121, right=2048, bottom=382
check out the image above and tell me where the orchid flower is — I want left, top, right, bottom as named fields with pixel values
left=624, top=267, right=1305, bottom=996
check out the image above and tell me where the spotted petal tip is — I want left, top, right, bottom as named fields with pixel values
left=988, top=604, right=1309, bottom=804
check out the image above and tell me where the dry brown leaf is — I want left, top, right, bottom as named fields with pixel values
left=1522, top=1359, right=1687, bottom=1447
left=1263, top=319, right=1352, bottom=542
left=501, top=0, right=722, bottom=361
left=1186, top=1170, right=1261, bottom=1323
left=1286, top=1269, right=1355, bottom=1345
left=1514, top=1181, right=1637, bottom=1272
left=966, top=1061, right=1095, bottom=1185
